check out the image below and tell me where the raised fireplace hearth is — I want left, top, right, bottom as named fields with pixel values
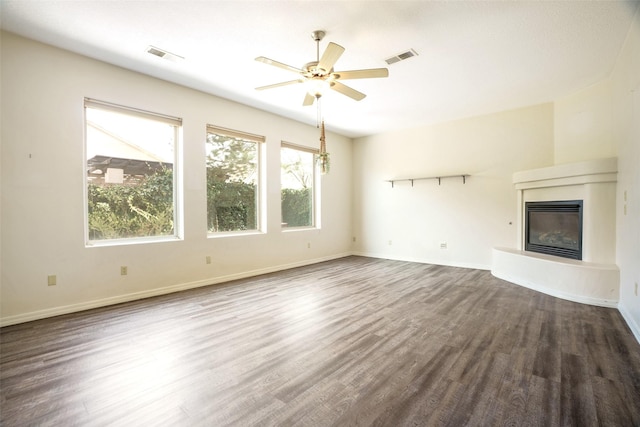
left=492, top=158, right=619, bottom=307
left=525, top=200, right=582, bottom=260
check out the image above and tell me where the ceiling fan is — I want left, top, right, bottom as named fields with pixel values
left=255, top=30, right=389, bottom=106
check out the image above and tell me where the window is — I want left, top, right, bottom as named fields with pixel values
left=206, top=126, right=263, bottom=233
left=84, top=99, right=181, bottom=243
left=281, top=143, right=317, bottom=228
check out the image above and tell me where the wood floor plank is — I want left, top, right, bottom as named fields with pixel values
left=521, top=374, right=562, bottom=426
left=560, top=352, right=599, bottom=426
left=2, top=256, right=640, bottom=426
left=591, top=375, right=635, bottom=426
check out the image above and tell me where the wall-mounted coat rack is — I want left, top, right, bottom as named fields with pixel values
left=387, top=174, right=469, bottom=188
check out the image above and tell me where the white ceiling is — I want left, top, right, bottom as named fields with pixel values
left=1, top=0, right=638, bottom=138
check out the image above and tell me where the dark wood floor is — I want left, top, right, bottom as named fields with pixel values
left=1, top=256, right=639, bottom=426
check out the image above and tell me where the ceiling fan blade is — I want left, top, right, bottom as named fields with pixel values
left=255, top=57, right=303, bottom=74
left=330, top=81, right=366, bottom=101
left=255, top=80, right=302, bottom=91
left=317, top=42, right=345, bottom=73
left=302, top=93, right=315, bottom=106
left=332, top=68, right=389, bottom=80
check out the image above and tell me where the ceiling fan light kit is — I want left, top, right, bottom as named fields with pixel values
left=304, top=77, right=331, bottom=98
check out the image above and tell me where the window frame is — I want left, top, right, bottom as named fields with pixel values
left=205, top=125, right=265, bottom=236
left=83, top=98, right=183, bottom=247
left=280, top=141, right=319, bottom=230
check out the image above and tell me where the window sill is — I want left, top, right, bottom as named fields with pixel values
left=86, top=235, right=182, bottom=248
left=208, top=230, right=265, bottom=239
left=281, top=226, right=319, bottom=232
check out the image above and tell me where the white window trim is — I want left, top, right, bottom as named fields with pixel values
left=206, top=125, right=265, bottom=235
left=83, top=98, right=183, bottom=246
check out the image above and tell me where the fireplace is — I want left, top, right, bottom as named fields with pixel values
left=525, top=200, right=583, bottom=260
left=493, top=159, right=617, bottom=307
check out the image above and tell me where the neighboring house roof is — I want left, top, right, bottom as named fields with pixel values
left=86, top=120, right=173, bottom=178
left=87, top=155, right=172, bottom=177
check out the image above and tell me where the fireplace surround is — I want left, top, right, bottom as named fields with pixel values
left=492, top=158, right=618, bottom=307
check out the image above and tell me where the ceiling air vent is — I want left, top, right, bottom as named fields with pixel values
left=146, top=46, right=184, bottom=62
left=385, top=49, right=418, bottom=65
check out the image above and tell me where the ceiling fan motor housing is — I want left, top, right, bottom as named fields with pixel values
left=303, top=61, right=332, bottom=78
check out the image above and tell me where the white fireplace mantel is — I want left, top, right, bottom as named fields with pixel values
left=492, top=158, right=619, bottom=307
left=512, top=157, right=617, bottom=190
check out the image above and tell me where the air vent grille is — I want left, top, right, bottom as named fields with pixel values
left=146, top=46, right=184, bottom=62
left=147, top=47, right=166, bottom=58
left=385, top=49, right=418, bottom=65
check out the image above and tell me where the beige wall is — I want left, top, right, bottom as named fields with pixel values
left=0, top=32, right=353, bottom=325
left=611, top=9, right=640, bottom=340
left=352, top=103, right=555, bottom=269
left=554, top=79, right=615, bottom=164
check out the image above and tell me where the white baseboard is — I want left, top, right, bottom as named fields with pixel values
left=618, top=303, right=640, bottom=345
left=351, top=251, right=491, bottom=271
left=0, top=252, right=352, bottom=327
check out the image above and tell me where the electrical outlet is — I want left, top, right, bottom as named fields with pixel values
left=120, top=266, right=128, bottom=276
left=47, top=275, right=56, bottom=286
left=307, top=242, right=311, bottom=249
left=206, top=256, right=211, bottom=264
left=440, top=242, right=448, bottom=249
left=388, top=240, right=392, bottom=246
left=352, top=236, right=356, bottom=243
